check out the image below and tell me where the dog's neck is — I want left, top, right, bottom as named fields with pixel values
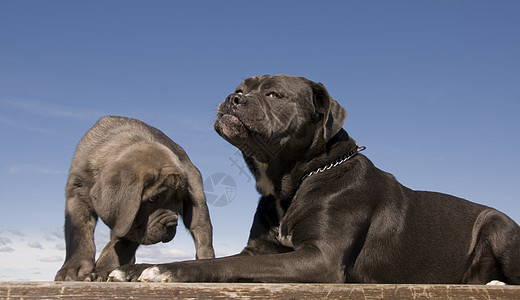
left=244, top=129, right=358, bottom=200
left=250, top=158, right=276, bottom=196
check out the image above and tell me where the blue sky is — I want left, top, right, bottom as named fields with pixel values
left=1, top=1, right=519, bottom=281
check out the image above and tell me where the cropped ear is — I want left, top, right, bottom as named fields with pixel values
left=90, top=164, right=142, bottom=237
left=311, top=81, right=347, bottom=145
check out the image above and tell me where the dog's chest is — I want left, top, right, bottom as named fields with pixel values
left=254, top=160, right=275, bottom=196
left=277, top=228, right=294, bottom=248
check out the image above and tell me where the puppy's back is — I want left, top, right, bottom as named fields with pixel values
left=68, top=116, right=192, bottom=185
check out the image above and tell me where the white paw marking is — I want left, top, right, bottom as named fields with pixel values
left=279, top=235, right=294, bottom=248
left=107, top=270, right=126, bottom=282
left=277, top=228, right=294, bottom=248
left=486, top=280, right=507, bottom=286
left=138, top=266, right=172, bottom=282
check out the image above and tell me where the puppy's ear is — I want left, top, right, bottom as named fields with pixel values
left=90, top=164, right=142, bottom=237
left=311, top=81, right=347, bottom=144
left=179, top=171, right=215, bottom=259
left=141, top=166, right=183, bottom=201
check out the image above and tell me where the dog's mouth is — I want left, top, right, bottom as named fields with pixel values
left=137, top=224, right=176, bottom=245
left=161, top=229, right=176, bottom=243
left=216, top=114, right=250, bottom=140
left=130, top=211, right=178, bottom=245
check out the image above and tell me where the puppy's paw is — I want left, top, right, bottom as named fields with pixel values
left=138, top=266, right=173, bottom=282
left=54, top=259, right=95, bottom=281
left=486, top=280, right=507, bottom=286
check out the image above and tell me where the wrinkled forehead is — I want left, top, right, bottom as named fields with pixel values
left=237, top=75, right=311, bottom=94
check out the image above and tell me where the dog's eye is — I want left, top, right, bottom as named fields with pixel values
left=148, top=195, right=158, bottom=203
left=235, top=89, right=243, bottom=95
left=266, top=92, right=283, bottom=99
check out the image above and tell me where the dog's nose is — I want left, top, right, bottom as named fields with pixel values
left=228, top=93, right=247, bottom=106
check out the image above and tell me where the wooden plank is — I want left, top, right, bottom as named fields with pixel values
left=1, top=282, right=520, bottom=299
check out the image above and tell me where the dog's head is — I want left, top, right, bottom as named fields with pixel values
left=215, top=75, right=347, bottom=162
left=90, top=144, right=186, bottom=245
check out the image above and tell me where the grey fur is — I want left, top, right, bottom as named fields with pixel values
left=55, top=116, right=214, bottom=281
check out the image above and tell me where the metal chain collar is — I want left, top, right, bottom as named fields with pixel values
left=301, top=145, right=366, bottom=182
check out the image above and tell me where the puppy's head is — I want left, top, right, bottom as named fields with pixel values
left=90, top=144, right=186, bottom=245
left=214, top=74, right=347, bottom=161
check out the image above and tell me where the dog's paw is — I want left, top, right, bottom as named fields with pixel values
left=107, top=269, right=127, bottom=282
left=108, top=266, right=173, bottom=282
left=486, top=280, right=507, bottom=286
left=138, top=266, right=173, bottom=282
left=107, top=264, right=153, bottom=282
left=54, top=259, right=95, bottom=281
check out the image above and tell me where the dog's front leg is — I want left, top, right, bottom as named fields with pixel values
left=54, top=194, right=98, bottom=281
left=109, top=246, right=344, bottom=283
left=92, top=236, right=139, bottom=281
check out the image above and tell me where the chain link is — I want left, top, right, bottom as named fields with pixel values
left=301, top=146, right=366, bottom=182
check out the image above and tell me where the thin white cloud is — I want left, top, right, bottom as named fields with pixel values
left=0, top=225, right=237, bottom=281
left=0, top=98, right=102, bottom=120
left=94, top=228, right=111, bottom=255
left=8, top=164, right=66, bottom=175
left=38, top=256, right=62, bottom=263
left=0, top=230, right=65, bottom=281
left=166, top=248, right=194, bottom=260
left=136, top=245, right=194, bottom=264
left=0, top=237, right=12, bottom=246
left=0, top=229, right=25, bottom=237
left=0, top=98, right=104, bottom=138
left=45, top=228, right=64, bottom=241
left=54, top=243, right=65, bottom=251
left=0, top=115, right=61, bottom=136
left=27, top=241, right=43, bottom=250
left=95, top=229, right=110, bottom=239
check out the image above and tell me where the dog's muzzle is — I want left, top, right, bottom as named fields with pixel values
left=228, top=93, right=247, bottom=106
left=215, top=93, right=250, bottom=140
left=137, top=212, right=178, bottom=245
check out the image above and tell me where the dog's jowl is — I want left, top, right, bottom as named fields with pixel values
left=110, top=75, right=520, bottom=284
left=55, top=116, right=214, bottom=281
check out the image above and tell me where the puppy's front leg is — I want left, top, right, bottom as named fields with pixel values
left=92, top=236, right=139, bottom=281
left=54, top=194, right=97, bottom=281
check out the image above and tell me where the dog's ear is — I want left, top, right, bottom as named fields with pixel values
left=311, top=81, right=347, bottom=144
left=90, top=164, right=143, bottom=237
left=141, top=166, right=184, bottom=201
left=179, top=171, right=215, bottom=259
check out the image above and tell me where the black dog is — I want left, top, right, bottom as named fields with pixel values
left=109, top=75, right=520, bottom=284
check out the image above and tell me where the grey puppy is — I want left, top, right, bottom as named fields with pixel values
left=110, top=75, right=520, bottom=284
left=55, top=116, right=214, bottom=281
